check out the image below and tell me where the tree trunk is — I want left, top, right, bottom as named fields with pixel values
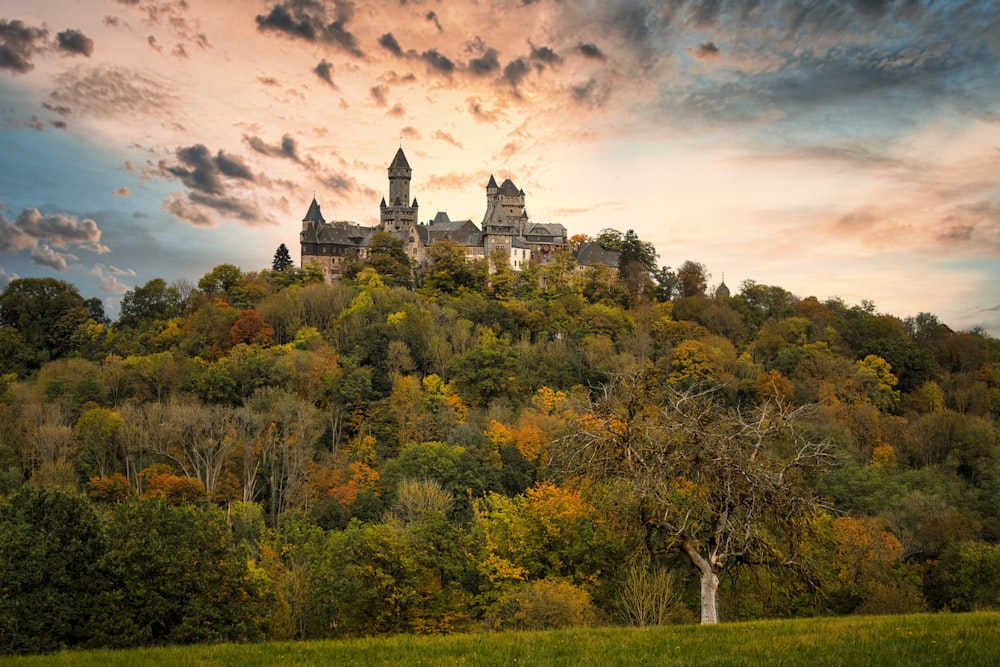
left=681, top=540, right=720, bottom=625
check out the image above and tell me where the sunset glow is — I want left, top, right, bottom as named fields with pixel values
left=1, top=1, right=998, bottom=332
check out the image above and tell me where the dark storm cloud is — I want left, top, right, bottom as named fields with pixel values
left=502, top=58, right=530, bottom=88
left=164, top=144, right=256, bottom=195
left=530, top=44, right=560, bottom=66
left=245, top=133, right=300, bottom=161
left=256, top=0, right=363, bottom=57
left=694, top=41, right=720, bottom=59
left=469, top=48, right=500, bottom=76
left=379, top=32, right=403, bottom=56
left=57, top=29, right=94, bottom=57
left=421, top=49, right=455, bottom=75
left=576, top=43, right=605, bottom=60
left=0, top=19, right=48, bottom=73
left=314, top=59, right=336, bottom=86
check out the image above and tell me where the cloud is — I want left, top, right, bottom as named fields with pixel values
left=0, top=207, right=109, bottom=257
left=502, top=58, right=530, bottom=89
left=314, top=59, right=336, bottom=86
left=426, top=11, right=443, bottom=32
left=89, top=263, right=136, bottom=294
left=432, top=130, right=462, bottom=148
left=530, top=44, right=561, bottom=67
left=466, top=97, right=500, bottom=123
left=378, top=32, right=403, bottom=57
left=694, top=41, right=720, bottom=60
left=57, top=29, right=94, bottom=57
left=256, top=0, right=363, bottom=57
left=0, top=19, right=48, bottom=73
left=577, top=43, right=605, bottom=60
left=245, top=133, right=300, bottom=161
left=114, top=187, right=131, bottom=198
left=49, top=65, right=176, bottom=119
left=370, top=84, right=388, bottom=107
left=30, top=244, right=75, bottom=271
left=160, top=144, right=272, bottom=227
left=163, top=144, right=254, bottom=195
left=0, top=267, right=18, bottom=289
left=469, top=48, right=501, bottom=76
left=421, top=49, right=455, bottom=76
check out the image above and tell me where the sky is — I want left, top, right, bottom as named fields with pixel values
left=1, top=0, right=998, bottom=335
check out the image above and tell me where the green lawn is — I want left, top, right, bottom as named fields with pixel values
left=6, top=612, right=998, bottom=666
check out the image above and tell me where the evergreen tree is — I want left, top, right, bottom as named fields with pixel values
left=272, top=243, right=294, bottom=272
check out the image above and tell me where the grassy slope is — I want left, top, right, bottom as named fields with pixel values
left=6, top=613, right=998, bottom=666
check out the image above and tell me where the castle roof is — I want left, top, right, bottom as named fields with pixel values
left=390, top=147, right=410, bottom=170
left=499, top=178, right=520, bottom=196
left=302, top=220, right=373, bottom=246
left=303, top=197, right=326, bottom=224
left=487, top=174, right=498, bottom=189
left=574, top=241, right=619, bottom=268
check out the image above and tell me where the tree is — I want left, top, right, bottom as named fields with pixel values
left=346, top=232, right=413, bottom=288
left=675, top=261, right=709, bottom=298
left=272, top=243, right=294, bottom=272
left=420, top=240, right=486, bottom=297
left=596, top=228, right=658, bottom=303
left=0, top=277, right=91, bottom=367
left=0, top=488, right=108, bottom=654
left=117, top=278, right=182, bottom=329
left=101, top=498, right=269, bottom=646
left=556, top=371, right=832, bottom=624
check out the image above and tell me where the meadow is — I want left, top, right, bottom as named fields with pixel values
left=5, top=612, right=997, bottom=666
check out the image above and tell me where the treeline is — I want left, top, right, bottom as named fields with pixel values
left=1, top=235, right=999, bottom=653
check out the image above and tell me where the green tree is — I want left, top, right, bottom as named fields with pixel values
left=101, top=497, right=270, bottom=646
left=0, top=488, right=109, bottom=654
left=346, top=232, right=413, bottom=288
left=272, top=243, right=294, bottom=272
left=0, top=277, right=92, bottom=368
left=421, top=240, right=486, bottom=297
left=74, top=407, right=124, bottom=479
left=117, top=278, right=183, bottom=330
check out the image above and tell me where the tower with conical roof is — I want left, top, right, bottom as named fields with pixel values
left=379, top=147, right=419, bottom=234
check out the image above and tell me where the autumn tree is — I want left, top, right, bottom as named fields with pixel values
left=555, top=370, right=833, bottom=624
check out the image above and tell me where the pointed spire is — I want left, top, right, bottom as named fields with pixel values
left=303, top=196, right=325, bottom=224
left=487, top=174, right=498, bottom=189
left=390, top=147, right=410, bottom=170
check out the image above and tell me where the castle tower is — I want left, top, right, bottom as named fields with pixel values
left=379, top=148, right=418, bottom=233
left=388, top=147, right=411, bottom=206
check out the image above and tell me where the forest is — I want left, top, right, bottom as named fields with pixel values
left=1, top=232, right=999, bottom=654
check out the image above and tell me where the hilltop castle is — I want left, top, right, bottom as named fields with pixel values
left=300, top=148, right=613, bottom=282
left=298, top=148, right=567, bottom=280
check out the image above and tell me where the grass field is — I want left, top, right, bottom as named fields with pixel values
left=5, top=612, right=999, bottom=666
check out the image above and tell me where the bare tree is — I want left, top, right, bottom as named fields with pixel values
left=555, top=371, right=833, bottom=624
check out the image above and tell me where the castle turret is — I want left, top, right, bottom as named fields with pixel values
left=379, top=148, right=418, bottom=234
left=388, top=147, right=411, bottom=210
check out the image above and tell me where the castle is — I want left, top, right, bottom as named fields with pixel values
left=300, top=148, right=614, bottom=281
